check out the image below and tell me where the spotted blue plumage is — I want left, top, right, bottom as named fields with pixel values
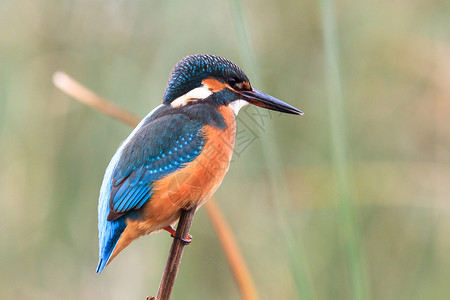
left=109, top=129, right=204, bottom=219
left=97, top=105, right=205, bottom=273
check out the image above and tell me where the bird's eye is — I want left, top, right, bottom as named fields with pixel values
left=227, top=77, right=237, bottom=87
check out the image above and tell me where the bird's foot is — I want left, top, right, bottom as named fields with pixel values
left=163, top=226, right=192, bottom=245
left=173, top=235, right=192, bottom=245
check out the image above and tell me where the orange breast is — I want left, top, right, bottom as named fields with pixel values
left=134, top=105, right=236, bottom=232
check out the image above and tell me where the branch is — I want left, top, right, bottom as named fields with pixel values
left=53, top=72, right=140, bottom=127
left=53, top=71, right=260, bottom=300
left=205, top=201, right=259, bottom=300
left=154, top=206, right=196, bottom=299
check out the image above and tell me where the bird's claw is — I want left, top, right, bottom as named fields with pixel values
left=170, top=233, right=192, bottom=245
left=164, top=226, right=192, bottom=245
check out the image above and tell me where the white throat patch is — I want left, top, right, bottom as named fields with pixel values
left=229, top=99, right=249, bottom=115
left=171, top=85, right=213, bottom=108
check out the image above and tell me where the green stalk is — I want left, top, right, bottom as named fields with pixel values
left=228, top=0, right=315, bottom=299
left=318, top=0, right=371, bottom=299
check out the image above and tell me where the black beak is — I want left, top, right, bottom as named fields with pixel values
left=240, top=89, right=303, bottom=115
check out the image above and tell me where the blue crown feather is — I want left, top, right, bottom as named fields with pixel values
left=163, top=54, right=249, bottom=103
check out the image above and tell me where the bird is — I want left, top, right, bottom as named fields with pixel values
left=96, top=54, right=303, bottom=273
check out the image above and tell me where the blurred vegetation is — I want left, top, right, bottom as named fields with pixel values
left=1, top=0, right=450, bottom=299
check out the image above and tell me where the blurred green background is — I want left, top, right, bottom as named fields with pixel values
left=1, top=0, right=450, bottom=299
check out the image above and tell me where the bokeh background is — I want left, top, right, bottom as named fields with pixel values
left=1, top=0, right=450, bottom=299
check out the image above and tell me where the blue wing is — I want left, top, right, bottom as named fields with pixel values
left=97, top=107, right=205, bottom=273
left=107, top=113, right=205, bottom=220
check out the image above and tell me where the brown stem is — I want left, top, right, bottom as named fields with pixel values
left=205, top=200, right=259, bottom=300
left=155, top=206, right=196, bottom=300
left=52, top=72, right=140, bottom=127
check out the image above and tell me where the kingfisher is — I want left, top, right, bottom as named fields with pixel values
left=97, top=54, right=303, bottom=273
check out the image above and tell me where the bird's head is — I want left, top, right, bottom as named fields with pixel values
left=163, top=54, right=303, bottom=115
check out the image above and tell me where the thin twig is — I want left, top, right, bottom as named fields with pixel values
left=53, top=71, right=260, bottom=300
left=155, top=207, right=197, bottom=300
left=53, top=72, right=140, bottom=127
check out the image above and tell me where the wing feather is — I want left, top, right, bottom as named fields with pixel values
left=107, top=114, right=205, bottom=221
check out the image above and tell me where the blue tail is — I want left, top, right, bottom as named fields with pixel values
left=97, top=148, right=127, bottom=274
left=97, top=217, right=126, bottom=273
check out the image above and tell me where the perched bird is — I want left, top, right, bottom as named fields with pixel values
left=97, top=54, right=303, bottom=273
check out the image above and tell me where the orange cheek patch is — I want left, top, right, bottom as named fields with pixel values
left=202, top=78, right=226, bottom=92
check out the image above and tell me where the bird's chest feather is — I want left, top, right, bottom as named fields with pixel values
left=138, top=106, right=236, bottom=226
